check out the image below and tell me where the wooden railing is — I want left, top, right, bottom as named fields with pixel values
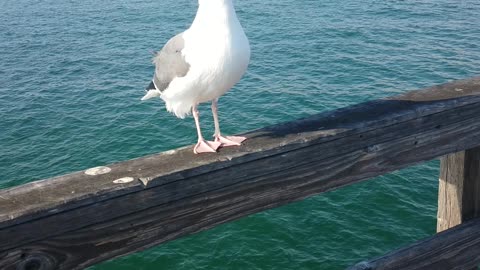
left=1, top=77, right=480, bottom=270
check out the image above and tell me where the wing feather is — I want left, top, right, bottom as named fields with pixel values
left=152, top=33, right=190, bottom=92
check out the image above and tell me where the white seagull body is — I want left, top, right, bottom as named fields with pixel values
left=142, top=0, right=250, bottom=154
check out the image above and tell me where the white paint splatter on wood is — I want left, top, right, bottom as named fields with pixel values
left=113, top=177, right=135, bottom=184
left=85, top=166, right=111, bottom=176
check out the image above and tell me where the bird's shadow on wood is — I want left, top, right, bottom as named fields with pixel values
left=244, top=98, right=446, bottom=141
left=244, top=79, right=480, bottom=143
left=215, top=78, right=480, bottom=155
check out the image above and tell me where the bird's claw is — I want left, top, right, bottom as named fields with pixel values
left=215, top=135, right=247, bottom=147
left=194, top=140, right=221, bottom=154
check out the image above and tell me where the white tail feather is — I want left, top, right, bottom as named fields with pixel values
left=141, top=89, right=161, bottom=101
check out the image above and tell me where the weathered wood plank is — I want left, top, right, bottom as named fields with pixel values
left=347, top=218, right=480, bottom=270
left=1, top=77, right=480, bottom=269
left=2, top=77, right=480, bottom=227
left=437, top=147, right=480, bottom=231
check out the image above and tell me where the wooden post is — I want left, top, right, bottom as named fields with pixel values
left=437, top=147, right=480, bottom=231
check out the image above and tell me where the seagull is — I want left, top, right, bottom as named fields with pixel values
left=142, top=0, right=250, bottom=154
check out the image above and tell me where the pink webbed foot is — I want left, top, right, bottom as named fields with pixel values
left=194, top=140, right=221, bottom=154
left=215, top=135, right=247, bottom=147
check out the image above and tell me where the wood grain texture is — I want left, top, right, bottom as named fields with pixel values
left=347, top=218, right=480, bottom=270
left=1, top=77, right=480, bottom=269
left=437, top=152, right=466, bottom=231
left=437, top=147, right=480, bottom=232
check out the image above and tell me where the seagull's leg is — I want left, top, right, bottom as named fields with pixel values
left=192, top=105, right=221, bottom=154
left=212, top=98, right=246, bottom=147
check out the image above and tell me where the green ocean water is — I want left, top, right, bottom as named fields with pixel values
left=1, top=0, right=479, bottom=269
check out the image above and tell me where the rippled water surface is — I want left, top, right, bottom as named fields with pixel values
left=1, top=0, right=480, bottom=269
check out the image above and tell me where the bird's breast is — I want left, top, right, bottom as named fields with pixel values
left=182, top=25, right=250, bottom=101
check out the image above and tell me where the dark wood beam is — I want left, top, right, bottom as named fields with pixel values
left=347, top=218, right=480, bottom=270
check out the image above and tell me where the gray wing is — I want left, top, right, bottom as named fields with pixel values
left=152, top=33, right=190, bottom=92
